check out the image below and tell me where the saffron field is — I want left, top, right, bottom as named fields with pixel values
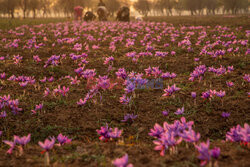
left=0, top=16, right=249, bottom=166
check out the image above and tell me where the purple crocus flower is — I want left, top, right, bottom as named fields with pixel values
left=38, top=138, right=55, bottom=151
left=201, top=91, right=210, bottom=99
left=122, top=112, right=137, bottom=121
left=243, top=74, right=250, bottom=82
left=110, top=128, right=123, bottom=138
left=174, top=107, right=184, bottom=115
left=0, top=72, right=6, bottom=79
left=19, top=81, right=28, bottom=87
left=35, top=104, right=43, bottom=111
left=116, top=68, right=127, bottom=80
left=154, top=131, right=182, bottom=156
left=57, top=133, right=72, bottom=146
left=124, top=82, right=135, bottom=94
left=77, top=98, right=86, bottom=106
left=33, top=55, right=42, bottom=63
left=103, top=56, right=114, bottom=65
left=15, top=134, right=31, bottom=146
left=162, top=110, right=169, bottom=116
left=97, top=124, right=122, bottom=141
left=119, top=95, right=131, bottom=105
left=162, top=84, right=181, bottom=96
left=221, top=112, right=230, bottom=118
left=210, top=147, right=220, bottom=159
left=227, top=66, right=234, bottom=72
left=0, top=131, right=2, bottom=136
left=153, top=138, right=169, bottom=156
left=226, top=81, right=234, bottom=87
left=112, top=154, right=133, bottom=167
left=0, top=111, right=7, bottom=118
left=40, top=77, right=47, bottom=83
left=70, top=76, right=80, bottom=85
left=226, top=125, right=242, bottom=142
left=44, top=88, right=50, bottom=97
left=194, top=58, right=200, bottom=62
left=216, top=90, right=226, bottom=98
left=195, top=140, right=211, bottom=166
left=226, top=123, right=250, bottom=143
left=3, top=140, right=16, bottom=154
left=149, top=123, right=164, bottom=138
left=191, top=92, right=197, bottom=98
left=48, top=77, right=54, bottom=82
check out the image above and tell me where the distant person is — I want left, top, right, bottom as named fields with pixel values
left=74, top=6, right=83, bottom=21
left=97, top=6, right=109, bottom=21
left=97, top=0, right=109, bottom=21
left=116, top=7, right=130, bottom=22
left=98, top=0, right=106, bottom=7
left=84, top=11, right=96, bottom=21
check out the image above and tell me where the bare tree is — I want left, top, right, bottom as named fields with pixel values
left=156, top=0, right=176, bottom=16
left=1, top=0, right=20, bottom=18
left=40, top=0, right=52, bottom=18
left=134, top=0, right=151, bottom=17
left=204, top=0, right=219, bottom=15
left=174, top=0, right=185, bottom=16
left=183, top=0, right=197, bottom=15
left=196, top=0, right=205, bottom=15
left=19, top=0, right=29, bottom=18
left=28, top=0, right=40, bottom=18
left=106, top=0, right=120, bottom=16
left=221, top=0, right=248, bottom=14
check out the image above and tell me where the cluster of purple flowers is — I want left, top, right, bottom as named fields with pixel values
left=80, top=69, right=97, bottom=79
left=39, top=133, right=72, bottom=152
left=53, top=85, right=70, bottom=97
left=44, top=55, right=61, bottom=68
left=96, top=75, right=112, bottom=90
left=69, top=53, right=88, bottom=61
left=103, top=56, right=114, bottom=65
left=243, top=74, right=250, bottom=82
left=208, top=65, right=233, bottom=75
left=149, top=117, right=199, bottom=156
left=8, top=75, right=36, bottom=87
left=73, top=43, right=82, bottom=51
left=201, top=90, right=226, bottom=99
left=145, top=66, right=162, bottom=78
left=0, top=72, right=6, bottom=79
left=226, top=81, right=234, bottom=87
left=0, top=95, right=22, bottom=115
left=161, top=72, right=177, bottom=79
left=155, top=51, right=168, bottom=57
left=149, top=117, right=221, bottom=166
left=96, top=124, right=122, bottom=141
left=40, top=76, right=54, bottom=83
left=189, top=65, right=207, bottom=82
left=33, top=55, right=42, bottom=63
left=116, top=68, right=127, bottom=80
left=195, top=140, right=220, bottom=166
left=123, top=72, right=148, bottom=94
left=226, top=123, right=249, bottom=144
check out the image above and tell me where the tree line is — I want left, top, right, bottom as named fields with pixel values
left=135, top=0, right=249, bottom=17
left=0, top=0, right=249, bottom=19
